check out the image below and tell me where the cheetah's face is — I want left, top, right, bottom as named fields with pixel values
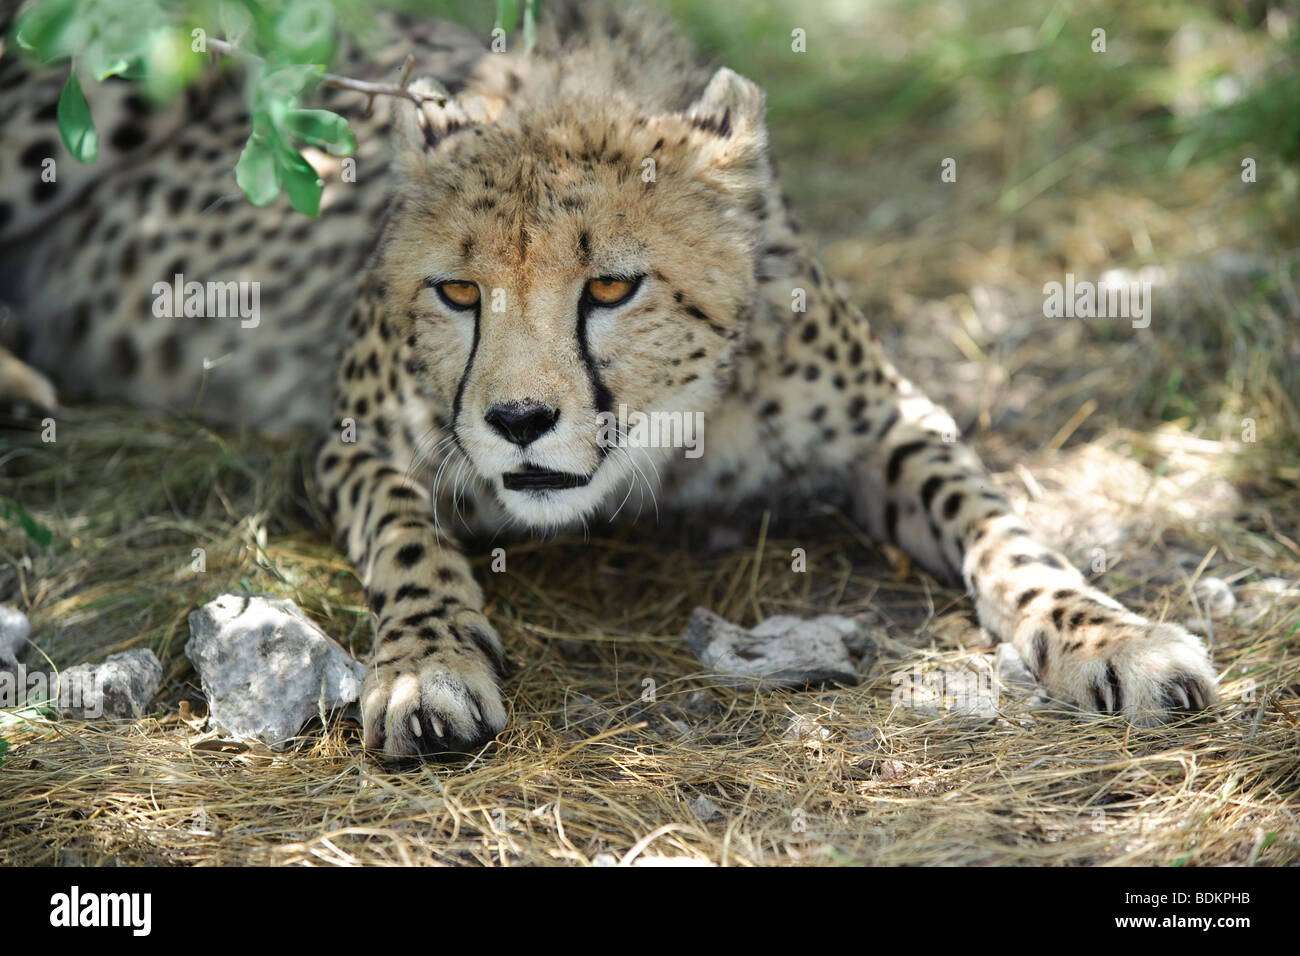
left=380, top=69, right=771, bottom=529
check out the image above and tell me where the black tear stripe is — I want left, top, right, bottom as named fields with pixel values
left=576, top=294, right=614, bottom=452
left=450, top=298, right=483, bottom=457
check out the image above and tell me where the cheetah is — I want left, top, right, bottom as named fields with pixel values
left=0, top=0, right=1218, bottom=758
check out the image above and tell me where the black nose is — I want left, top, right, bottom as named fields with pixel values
left=484, top=401, right=560, bottom=446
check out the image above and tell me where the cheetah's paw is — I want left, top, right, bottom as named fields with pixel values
left=361, top=613, right=508, bottom=758
left=1028, top=617, right=1218, bottom=726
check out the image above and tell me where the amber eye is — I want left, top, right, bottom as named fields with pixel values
left=435, top=280, right=481, bottom=309
left=585, top=276, right=640, bottom=307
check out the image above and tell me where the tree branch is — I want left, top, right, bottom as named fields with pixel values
left=205, top=37, right=446, bottom=113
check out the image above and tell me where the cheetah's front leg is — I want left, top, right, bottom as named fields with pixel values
left=853, top=384, right=1218, bottom=725
left=316, top=436, right=509, bottom=757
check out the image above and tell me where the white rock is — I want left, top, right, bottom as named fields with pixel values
left=1194, top=577, right=1236, bottom=618
left=0, top=604, right=30, bottom=668
left=186, top=593, right=364, bottom=749
left=892, top=656, right=1000, bottom=719
left=689, top=794, right=721, bottom=822
left=57, top=648, right=162, bottom=719
left=683, top=608, right=860, bottom=687
left=783, top=714, right=832, bottom=744
left=995, top=642, right=1038, bottom=691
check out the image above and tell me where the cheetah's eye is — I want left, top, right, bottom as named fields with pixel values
left=433, top=280, right=481, bottom=310
left=585, top=276, right=642, bottom=307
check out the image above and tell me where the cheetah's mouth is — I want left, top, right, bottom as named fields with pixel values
left=501, top=466, right=592, bottom=491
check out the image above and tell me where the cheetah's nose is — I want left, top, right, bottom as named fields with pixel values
left=485, top=401, right=560, bottom=447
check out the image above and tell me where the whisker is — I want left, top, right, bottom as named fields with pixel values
left=429, top=443, right=461, bottom=545
left=451, top=452, right=475, bottom=535
left=623, top=442, right=660, bottom=523
left=409, top=431, right=456, bottom=480
left=608, top=447, right=638, bottom=523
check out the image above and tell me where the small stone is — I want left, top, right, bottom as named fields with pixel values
left=783, top=714, right=831, bottom=744
left=754, top=611, right=881, bottom=660
left=681, top=690, right=716, bottom=716
left=591, top=853, right=618, bottom=867
left=0, top=605, right=30, bottom=670
left=57, top=648, right=162, bottom=719
left=843, top=622, right=886, bottom=663
left=995, top=643, right=1037, bottom=691
left=1194, top=577, right=1236, bottom=618
left=186, top=592, right=365, bottom=749
left=892, top=657, right=1000, bottom=719
left=683, top=607, right=859, bottom=687
left=1258, top=577, right=1300, bottom=595
left=874, top=759, right=908, bottom=781
left=689, top=794, right=721, bottom=822
left=706, top=527, right=745, bottom=552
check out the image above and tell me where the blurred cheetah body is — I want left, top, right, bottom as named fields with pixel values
left=0, top=1, right=1217, bottom=756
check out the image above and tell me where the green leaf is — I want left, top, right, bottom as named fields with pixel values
left=80, top=39, right=129, bottom=82
left=496, top=0, right=520, bottom=33
left=275, top=138, right=323, bottom=217
left=259, top=63, right=325, bottom=102
left=284, top=109, right=355, bottom=156
left=13, top=0, right=78, bottom=63
left=0, top=737, right=8, bottom=767
left=143, top=26, right=203, bottom=103
left=115, top=58, right=149, bottom=81
left=274, top=0, right=337, bottom=67
left=235, top=136, right=280, bottom=206
left=523, top=0, right=540, bottom=53
left=56, top=71, right=97, bottom=163
left=2, top=499, right=53, bottom=547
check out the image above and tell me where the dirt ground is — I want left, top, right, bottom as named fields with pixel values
left=1, top=0, right=1297, bottom=865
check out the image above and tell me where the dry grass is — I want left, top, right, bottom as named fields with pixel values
left=2, top=0, right=1299, bottom=866
left=1, top=370, right=1298, bottom=865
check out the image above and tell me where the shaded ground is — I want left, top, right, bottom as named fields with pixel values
left=1, top=0, right=1298, bottom=865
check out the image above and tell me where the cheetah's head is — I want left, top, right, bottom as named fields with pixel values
left=377, top=67, right=771, bottom=529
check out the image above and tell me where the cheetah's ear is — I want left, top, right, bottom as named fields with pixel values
left=679, top=67, right=768, bottom=174
left=392, top=78, right=484, bottom=178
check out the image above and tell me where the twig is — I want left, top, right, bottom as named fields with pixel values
left=204, top=37, right=445, bottom=109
